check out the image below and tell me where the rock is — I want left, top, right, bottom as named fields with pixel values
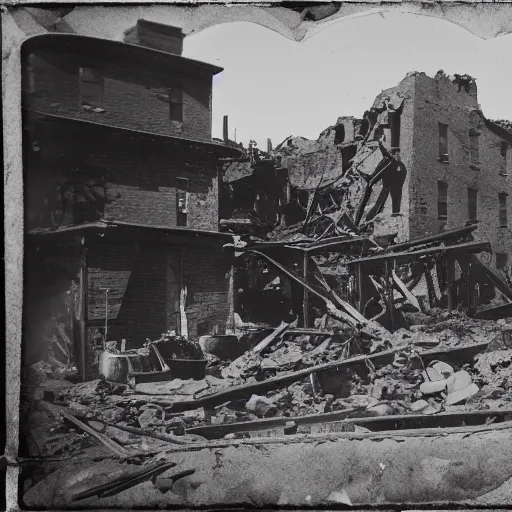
left=420, top=380, right=447, bottom=395
left=137, top=408, right=161, bottom=430
left=351, top=395, right=379, bottom=409
left=88, top=421, right=105, bottom=433
left=67, top=402, right=90, bottom=418
left=97, top=406, right=125, bottom=424
left=409, top=399, right=429, bottom=412
left=366, top=403, right=393, bottom=416
left=446, top=370, right=472, bottom=394
left=284, top=421, right=297, bottom=435
left=246, top=394, right=278, bottom=418
left=445, top=383, right=479, bottom=406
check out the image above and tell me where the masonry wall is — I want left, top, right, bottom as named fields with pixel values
left=25, top=119, right=219, bottom=231
left=87, top=240, right=231, bottom=348
left=408, top=74, right=512, bottom=267
left=24, top=46, right=213, bottom=141
left=184, top=244, right=232, bottom=340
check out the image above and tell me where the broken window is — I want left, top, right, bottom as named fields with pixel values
left=468, top=188, right=478, bottom=221
left=169, top=85, right=183, bottom=123
left=438, top=123, right=449, bottom=162
left=496, top=252, right=508, bottom=270
left=501, top=141, right=509, bottom=159
left=389, top=111, right=401, bottom=149
left=79, top=67, right=103, bottom=107
left=437, top=180, right=448, bottom=221
left=499, top=193, right=508, bottom=227
left=176, top=177, right=189, bottom=227
left=469, top=132, right=480, bottom=166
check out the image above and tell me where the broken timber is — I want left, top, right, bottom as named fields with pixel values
left=187, top=408, right=512, bottom=440
left=169, top=340, right=491, bottom=414
left=167, top=345, right=408, bottom=413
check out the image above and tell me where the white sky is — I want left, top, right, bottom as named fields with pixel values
left=183, top=12, right=512, bottom=149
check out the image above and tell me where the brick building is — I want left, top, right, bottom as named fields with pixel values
left=22, top=23, right=241, bottom=379
left=358, top=72, right=512, bottom=269
left=273, top=72, right=512, bottom=271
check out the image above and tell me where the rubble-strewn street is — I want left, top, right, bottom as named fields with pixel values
left=8, top=4, right=512, bottom=509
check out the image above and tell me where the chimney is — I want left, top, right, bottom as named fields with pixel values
left=223, top=116, right=229, bottom=143
left=267, top=138, right=273, bottom=153
left=124, top=19, right=184, bottom=56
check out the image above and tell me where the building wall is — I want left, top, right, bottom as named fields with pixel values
left=183, top=244, right=232, bottom=340
left=25, top=119, right=219, bottom=231
left=408, top=74, right=512, bottom=266
left=24, top=47, right=213, bottom=141
left=86, top=240, right=230, bottom=348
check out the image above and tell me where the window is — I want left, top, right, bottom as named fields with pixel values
left=501, top=141, right=508, bottom=158
left=438, top=180, right=448, bottom=220
left=469, top=132, right=480, bottom=166
left=439, top=123, right=449, bottom=162
left=499, top=193, right=508, bottom=227
left=468, top=188, right=478, bottom=221
left=79, top=67, right=103, bottom=107
left=176, top=177, right=189, bottom=227
left=496, top=252, right=508, bottom=271
left=169, top=85, right=183, bottom=122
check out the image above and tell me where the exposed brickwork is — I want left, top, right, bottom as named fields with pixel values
left=25, top=121, right=220, bottom=231
left=184, top=244, right=232, bottom=340
left=86, top=240, right=230, bottom=348
left=408, top=74, right=512, bottom=266
left=25, top=48, right=213, bottom=141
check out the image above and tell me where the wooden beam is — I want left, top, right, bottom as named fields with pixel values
left=167, top=345, right=408, bottom=413
left=79, top=245, right=88, bottom=382
left=348, top=240, right=490, bottom=266
left=471, top=255, right=512, bottom=301
left=388, top=224, right=477, bottom=252
left=303, top=253, right=310, bottom=328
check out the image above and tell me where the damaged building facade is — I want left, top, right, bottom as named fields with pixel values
left=219, top=71, right=512, bottom=329
left=23, top=22, right=242, bottom=380
left=222, top=71, right=512, bottom=267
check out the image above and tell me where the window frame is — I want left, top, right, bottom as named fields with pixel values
left=437, top=180, right=448, bottom=221
left=169, top=84, right=183, bottom=123
left=438, top=123, right=449, bottom=163
left=496, top=252, right=508, bottom=271
left=499, top=192, right=508, bottom=228
left=469, top=131, right=480, bottom=166
left=467, top=187, right=478, bottom=222
left=79, top=67, right=104, bottom=108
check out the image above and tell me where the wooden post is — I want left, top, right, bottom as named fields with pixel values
left=356, top=263, right=363, bottom=313
left=467, top=258, right=475, bottom=312
left=223, top=115, right=229, bottom=142
left=303, top=253, right=309, bottom=328
left=385, top=259, right=395, bottom=332
left=78, top=241, right=88, bottom=382
left=446, top=255, right=456, bottom=312
left=424, top=262, right=437, bottom=308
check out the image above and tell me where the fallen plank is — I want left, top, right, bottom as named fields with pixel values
left=187, top=408, right=512, bottom=440
left=474, top=301, right=512, bottom=320
left=252, top=321, right=290, bottom=354
left=167, top=345, right=408, bottom=413
left=392, top=269, right=421, bottom=311
left=107, top=423, right=206, bottom=445
left=246, top=249, right=364, bottom=327
left=60, top=410, right=131, bottom=458
left=71, top=460, right=176, bottom=501
left=471, top=255, right=512, bottom=301
left=187, top=408, right=360, bottom=439
left=348, top=240, right=491, bottom=266
left=419, top=341, right=490, bottom=366
left=389, top=224, right=477, bottom=252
